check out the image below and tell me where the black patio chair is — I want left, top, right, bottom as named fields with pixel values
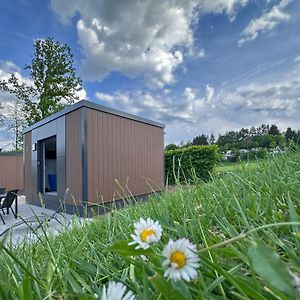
left=0, top=189, right=18, bottom=225
left=0, top=188, right=6, bottom=205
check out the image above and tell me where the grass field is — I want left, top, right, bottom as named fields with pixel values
left=1, top=151, right=300, bottom=299
left=216, top=160, right=258, bottom=173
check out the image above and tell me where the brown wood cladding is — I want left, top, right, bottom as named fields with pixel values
left=87, top=108, right=164, bottom=204
left=24, top=132, right=32, bottom=196
left=65, top=109, right=82, bottom=204
left=0, top=155, right=24, bottom=191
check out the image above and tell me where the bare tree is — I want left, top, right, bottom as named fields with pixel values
left=0, top=74, right=34, bottom=150
left=0, top=99, right=26, bottom=151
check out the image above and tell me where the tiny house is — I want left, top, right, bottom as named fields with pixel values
left=23, top=100, right=165, bottom=214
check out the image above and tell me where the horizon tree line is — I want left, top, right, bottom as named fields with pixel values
left=165, top=124, right=300, bottom=151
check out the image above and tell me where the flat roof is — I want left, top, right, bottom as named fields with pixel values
left=23, top=100, right=165, bottom=133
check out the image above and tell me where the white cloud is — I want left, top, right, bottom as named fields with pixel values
left=0, top=61, right=32, bottom=105
left=0, top=60, right=33, bottom=88
left=95, top=59, right=300, bottom=143
left=51, top=0, right=249, bottom=88
left=197, top=0, right=249, bottom=21
left=76, top=87, right=87, bottom=100
left=294, top=55, right=300, bottom=62
left=238, top=0, right=292, bottom=46
left=95, top=84, right=215, bottom=124
left=198, top=48, right=206, bottom=58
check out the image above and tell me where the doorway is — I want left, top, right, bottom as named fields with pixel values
left=38, top=136, right=57, bottom=194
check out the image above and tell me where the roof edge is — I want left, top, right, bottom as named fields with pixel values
left=23, top=100, right=165, bottom=134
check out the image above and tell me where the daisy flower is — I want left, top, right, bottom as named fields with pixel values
left=162, top=238, right=200, bottom=282
left=129, top=218, right=162, bottom=249
left=101, top=282, right=135, bottom=300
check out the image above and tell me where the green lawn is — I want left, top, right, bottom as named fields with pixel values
left=216, top=160, right=259, bottom=173
left=1, top=151, right=300, bottom=299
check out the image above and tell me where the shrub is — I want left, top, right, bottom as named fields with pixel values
left=256, top=148, right=268, bottom=159
left=227, top=155, right=239, bottom=162
left=165, top=145, right=219, bottom=184
left=240, top=151, right=256, bottom=161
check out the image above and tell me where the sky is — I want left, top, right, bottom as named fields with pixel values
left=0, top=0, right=300, bottom=149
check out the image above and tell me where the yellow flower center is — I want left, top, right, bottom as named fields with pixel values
left=170, top=251, right=186, bottom=269
left=140, top=229, right=155, bottom=242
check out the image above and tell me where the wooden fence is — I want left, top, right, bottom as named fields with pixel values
left=0, top=153, right=24, bottom=191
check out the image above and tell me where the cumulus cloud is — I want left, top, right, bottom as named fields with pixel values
left=197, top=0, right=249, bottom=21
left=95, top=58, right=300, bottom=143
left=0, top=61, right=33, bottom=105
left=95, top=84, right=215, bottom=124
left=0, top=60, right=87, bottom=103
left=238, top=0, right=292, bottom=46
left=0, top=61, right=33, bottom=89
left=51, top=0, right=249, bottom=88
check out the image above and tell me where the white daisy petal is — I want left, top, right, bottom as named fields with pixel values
left=162, top=238, right=200, bottom=282
left=128, top=218, right=162, bottom=249
left=102, top=282, right=135, bottom=300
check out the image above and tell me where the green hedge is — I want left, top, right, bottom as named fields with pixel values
left=165, top=145, right=220, bottom=184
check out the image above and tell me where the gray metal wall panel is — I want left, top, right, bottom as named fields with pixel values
left=36, top=120, right=56, bottom=140
left=56, top=116, right=65, bottom=158
left=27, top=116, right=66, bottom=206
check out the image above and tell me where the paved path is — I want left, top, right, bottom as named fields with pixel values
left=0, top=196, right=77, bottom=245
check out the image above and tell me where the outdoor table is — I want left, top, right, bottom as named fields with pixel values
left=0, top=193, right=18, bottom=216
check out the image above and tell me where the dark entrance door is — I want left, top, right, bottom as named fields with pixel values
left=37, top=136, right=57, bottom=194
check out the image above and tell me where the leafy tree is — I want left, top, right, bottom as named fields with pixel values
left=270, top=141, right=277, bottom=149
left=256, top=148, right=267, bottom=159
left=285, top=127, right=297, bottom=142
left=25, top=37, right=82, bottom=123
left=274, top=134, right=284, bottom=147
left=0, top=38, right=82, bottom=128
left=268, top=124, right=280, bottom=135
left=0, top=38, right=82, bottom=149
left=249, top=126, right=257, bottom=137
left=192, top=134, right=208, bottom=146
left=257, top=124, right=270, bottom=136
left=240, top=137, right=256, bottom=149
left=259, top=135, right=271, bottom=148
left=164, top=143, right=179, bottom=151
left=238, top=128, right=249, bottom=140
left=217, top=131, right=238, bottom=146
left=209, top=133, right=215, bottom=144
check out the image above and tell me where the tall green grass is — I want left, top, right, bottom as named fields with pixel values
left=1, top=151, right=300, bottom=299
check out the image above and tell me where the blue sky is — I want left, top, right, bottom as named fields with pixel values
left=1, top=0, right=300, bottom=149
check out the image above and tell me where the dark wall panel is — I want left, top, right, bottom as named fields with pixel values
left=65, top=109, right=82, bottom=204
left=24, top=132, right=32, bottom=197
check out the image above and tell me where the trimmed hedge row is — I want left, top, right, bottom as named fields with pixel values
left=165, top=145, right=220, bottom=184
